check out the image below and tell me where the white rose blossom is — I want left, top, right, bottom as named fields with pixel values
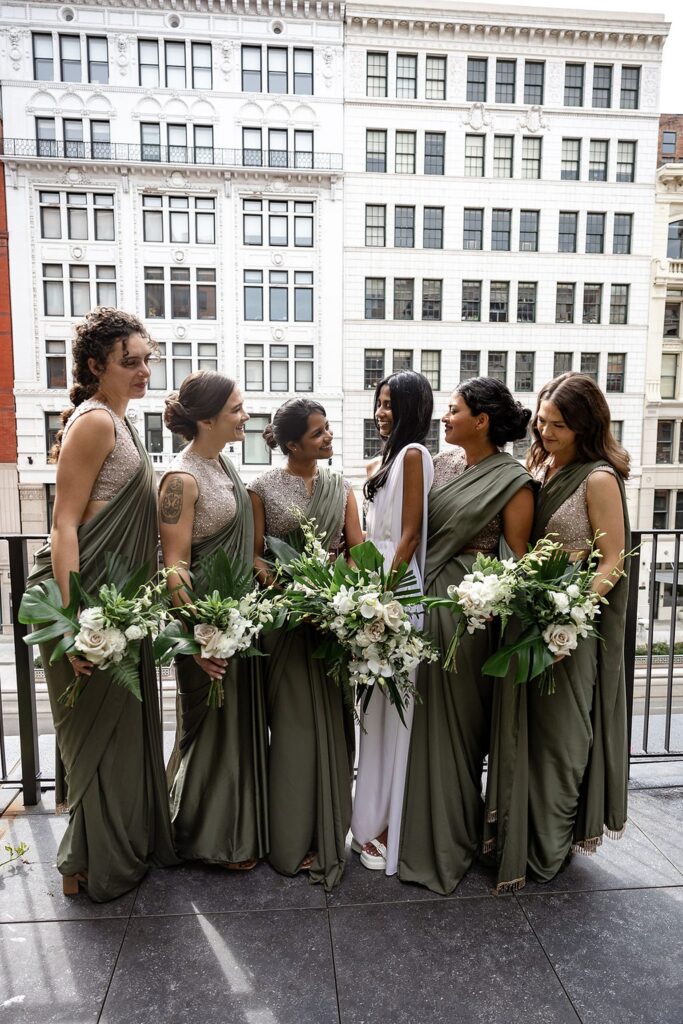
left=124, top=624, right=146, bottom=642
left=78, top=606, right=106, bottom=631
left=74, top=625, right=126, bottom=666
left=382, top=600, right=404, bottom=632
left=542, top=622, right=578, bottom=657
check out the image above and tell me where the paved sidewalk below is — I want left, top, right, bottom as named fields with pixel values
left=0, top=771, right=682, bottom=1024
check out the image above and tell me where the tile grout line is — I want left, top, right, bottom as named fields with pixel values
left=514, top=892, right=584, bottom=1024
left=324, top=903, right=344, bottom=1024
left=94, top=884, right=140, bottom=1024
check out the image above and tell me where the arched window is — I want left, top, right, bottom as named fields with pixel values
left=667, top=219, right=683, bottom=259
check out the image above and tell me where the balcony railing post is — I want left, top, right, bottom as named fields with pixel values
left=623, top=531, right=641, bottom=770
left=7, top=536, right=41, bottom=805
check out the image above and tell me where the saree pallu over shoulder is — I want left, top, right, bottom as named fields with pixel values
left=29, top=422, right=177, bottom=902
left=264, top=465, right=353, bottom=890
left=167, top=457, right=268, bottom=865
left=398, top=453, right=534, bottom=896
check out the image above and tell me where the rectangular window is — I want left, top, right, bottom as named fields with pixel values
left=365, top=278, right=385, bottom=319
left=367, top=52, right=388, bottom=97
left=295, top=345, right=314, bottom=392
left=524, top=60, right=544, bottom=104
left=495, top=59, right=516, bottom=103
left=269, top=270, right=288, bottom=321
left=394, top=206, right=415, bottom=248
left=33, top=33, right=53, bottom=81
left=661, top=353, right=679, bottom=399
left=192, top=42, right=212, bottom=89
left=490, top=281, right=509, bottom=323
left=294, top=130, right=313, bottom=169
left=521, top=136, right=542, bottom=179
left=519, top=210, right=539, bottom=252
left=242, top=127, right=262, bottom=167
left=460, top=350, right=480, bottom=381
left=662, top=131, right=677, bottom=158
left=422, top=280, right=442, bottom=321
left=244, top=415, right=271, bottom=464
left=269, top=200, right=288, bottom=246
left=168, top=123, right=188, bottom=163
left=559, top=211, right=578, bottom=253
left=613, top=213, right=633, bottom=254
left=145, top=413, right=163, bottom=456
left=145, top=266, right=165, bottom=318
left=197, top=268, right=216, bottom=320
left=396, top=54, right=417, bottom=99
left=424, top=132, right=445, bottom=175
left=561, top=138, right=581, bottom=180
left=393, top=349, right=413, bottom=372
left=464, top=134, right=485, bottom=177
left=664, top=303, right=681, bottom=338
left=617, top=141, right=636, bottom=182
left=583, top=283, right=603, bottom=324
left=59, top=35, right=81, bottom=82
left=40, top=191, right=61, bottom=239
left=657, top=420, right=675, bottom=463
left=169, top=195, right=189, bottom=243
left=141, top=122, right=161, bottom=161
left=467, top=57, right=487, bottom=102
left=95, top=265, right=116, bottom=307
left=593, top=64, right=612, bottom=107
left=491, top=209, right=511, bottom=251
left=91, top=120, right=111, bottom=158
left=170, top=267, right=191, bottom=319
left=609, top=284, right=629, bottom=325
left=143, top=194, right=164, bottom=242
left=364, top=419, right=381, bottom=460
left=139, top=39, right=159, bottom=87
left=620, top=66, right=641, bottom=109
left=517, top=282, right=537, bottom=323
left=365, top=205, right=386, bottom=246
left=564, top=63, right=584, bottom=106
left=425, top=56, right=446, bottom=100
left=268, top=128, right=288, bottom=168
left=653, top=490, right=669, bottom=529
left=462, top=280, right=481, bottom=321
left=194, top=125, right=214, bottom=164
left=293, top=49, right=313, bottom=95
left=149, top=342, right=167, bottom=390
left=268, top=47, right=287, bottom=93
left=46, top=339, right=67, bottom=389
left=364, top=349, right=385, bottom=390
left=556, top=283, right=575, bottom=323
left=270, top=344, right=289, bottom=392
left=242, top=46, right=262, bottom=91
left=493, top=136, right=513, bottom=178
left=606, top=353, right=626, bottom=393
left=244, top=269, right=263, bottom=321
left=589, top=139, right=609, bottom=181
left=244, top=344, right=264, bottom=391
left=395, top=131, right=416, bottom=174
left=164, top=40, right=186, bottom=88
left=45, top=413, right=61, bottom=457
left=169, top=342, right=191, bottom=389
left=580, top=352, right=600, bottom=381
left=425, top=421, right=440, bottom=457
left=554, top=352, right=573, bottom=375
left=612, top=421, right=623, bottom=444
left=198, top=340, right=218, bottom=372
left=463, top=208, right=483, bottom=250
left=69, top=264, right=90, bottom=316
left=87, top=36, right=108, bottom=84
left=485, top=351, right=506, bottom=384
left=586, top=212, right=606, bottom=254
left=515, top=352, right=535, bottom=392
left=294, top=201, right=313, bottom=247
left=394, top=279, right=414, bottom=320
left=423, top=207, right=444, bottom=249
left=64, top=119, right=84, bottom=159
left=421, top=350, right=441, bottom=389
left=294, top=271, right=313, bottom=322
left=366, top=130, right=387, bottom=172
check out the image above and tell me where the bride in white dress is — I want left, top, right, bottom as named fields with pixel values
left=351, top=370, right=434, bottom=874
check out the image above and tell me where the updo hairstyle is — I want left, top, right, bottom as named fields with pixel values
left=263, top=398, right=326, bottom=455
left=456, top=377, right=531, bottom=447
left=164, top=371, right=237, bottom=442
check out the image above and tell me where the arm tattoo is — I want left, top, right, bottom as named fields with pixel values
left=160, top=476, right=184, bottom=524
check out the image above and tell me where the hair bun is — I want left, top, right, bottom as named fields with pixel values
left=262, top=423, right=278, bottom=450
left=164, top=394, right=196, bottom=439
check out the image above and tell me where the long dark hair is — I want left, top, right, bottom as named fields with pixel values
left=364, top=370, right=433, bottom=502
left=457, top=377, right=531, bottom=447
left=527, top=372, right=630, bottom=479
left=164, top=370, right=236, bottom=441
left=263, top=397, right=326, bottom=455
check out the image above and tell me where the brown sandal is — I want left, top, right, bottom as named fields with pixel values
left=62, top=871, right=88, bottom=896
left=297, top=851, right=316, bottom=872
left=225, top=859, right=258, bottom=871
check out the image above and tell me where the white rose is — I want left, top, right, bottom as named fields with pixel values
left=74, top=625, right=126, bottom=666
left=194, top=623, right=226, bottom=659
left=124, top=624, right=146, bottom=642
left=548, top=591, right=570, bottom=614
left=382, top=600, right=404, bottom=632
left=543, top=622, right=578, bottom=657
left=566, top=584, right=580, bottom=600
left=570, top=605, right=587, bottom=626
left=78, top=606, right=106, bottom=631
left=365, top=619, right=386, bottom=643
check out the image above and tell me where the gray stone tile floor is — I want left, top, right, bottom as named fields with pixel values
left=0, top=772, right=682, bottom=1023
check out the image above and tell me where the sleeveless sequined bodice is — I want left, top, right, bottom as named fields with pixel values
left=432, top=449, right=502, bottom=552
left=169, top=448, right=237, bottom=542
left=62, top=399, right=141, bottom=502
left=538, top=463, right=616, bottom=553
left=248, top=467, right=350, bottom=545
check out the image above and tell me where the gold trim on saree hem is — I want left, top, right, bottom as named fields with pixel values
left=482, top=836, right=496, bottom=855
left=495, top=876, right=526, bottom=894
left=604, top=824, right=626, bottom=841
left=486, top=809, right=498, bottom=824
left=55, top=802, right=70, bottom=815
left=571, top=836, right=602, bottom=855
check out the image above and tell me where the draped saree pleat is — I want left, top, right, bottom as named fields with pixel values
left=485, top=460, right=630, bottom=890
left=398, top=452, right=533, bottom=895
left=29, top=423, right=177, bottom=902
left=166, top=456, right=268, bottom=864
left=263, top=469, right=354, bottom=890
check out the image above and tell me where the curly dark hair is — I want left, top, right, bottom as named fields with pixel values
left=49, top=307, right=152, bottom=462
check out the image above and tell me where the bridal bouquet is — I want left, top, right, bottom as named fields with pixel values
left=482, top=535, right=607, bottom=694
left=18, top=554, right=172, bottom=706
left=154, top=548, right=284, bottom=709
left=268, top=516, right=438, bottom=725
left=423, top=554, right=517, bottom=671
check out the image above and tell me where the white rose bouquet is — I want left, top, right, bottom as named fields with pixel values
left=268, top=516, right=438, bottom=726
left=482, top=535, right=607, bottom=694
left=154, top=548, right=284, bottom=709
left=422, top=553, right=518, bottom=671
left=19, top=553, right=173, bottom=707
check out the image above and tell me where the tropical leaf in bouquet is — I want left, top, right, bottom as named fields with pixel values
left=108, top=653, right=142, bottom=702
left=18, top=575, right=81, bottom=652
left=348, top=541, right=385, bottom=573
left=153, top=618, right=189, bottom=664
left=266, top=535, right=302, bottom=569
left=102, top=551, right=153, bottom=600
left=194, top=547, right=253, bottom=600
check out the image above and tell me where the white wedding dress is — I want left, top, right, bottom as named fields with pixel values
left=351, top=443, right=434, bottom=875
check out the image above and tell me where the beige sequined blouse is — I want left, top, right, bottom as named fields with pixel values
left=537, top=462, right=616, bottom=553
left=167, top=448, right=237, bottom=542
left=62, top=399, right=141, bottom=502
left=432, top=449, right=501, bottom=552
left=248, top=467, right=350, bottom=546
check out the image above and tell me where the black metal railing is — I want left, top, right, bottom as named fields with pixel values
left=0, top=138, right=343, bottom=172
left=2, top=529, right=682, bottom=806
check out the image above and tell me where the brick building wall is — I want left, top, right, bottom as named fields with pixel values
left=659, top=114, right=683, bottom=164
